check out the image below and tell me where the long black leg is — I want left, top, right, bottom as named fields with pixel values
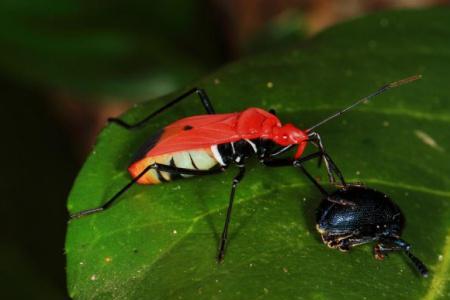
left=294, top=161, right=355, bottom=205
left=263, top=151, right=323, bottom=167
left=296, top=164, right=329, bottom=197
left=322, top=152, right=346, bottom=186
left=263, top=151, right=357, bottom=206
left=309, top=133, right=327, bottom=170
left=217, top=166, right=246, bottom=262
left=70, top=163, right=222, bottom=219
left=109, top=87, right=216, bottom=129
left=263, top=152, right=327, bottom=192
left=308, top=131, right=346, bottom=186
left=263, top=151, right=331, bottom=170
left=267, top=138, right=345, bottom=187
left=263, top=152, right=329, bottom=196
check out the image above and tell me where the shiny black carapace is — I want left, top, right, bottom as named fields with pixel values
left=315, top=184, right=429, bottom=277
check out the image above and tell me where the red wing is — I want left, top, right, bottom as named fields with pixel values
left=144, top=112, right=242, bottom=157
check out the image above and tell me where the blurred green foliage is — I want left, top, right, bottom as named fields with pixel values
left=0, top=2, right=230, bottom=298
left=0, top=77, right=78, bottom=298
left=0, top=0, right=225, bottom=99
left=66, top=8, right=450, bottom=300
left=242, top=10, right=307, bottom=56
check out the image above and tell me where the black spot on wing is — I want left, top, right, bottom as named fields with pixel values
left=183, top=125, right=193, bottom=130
left=132, top=129, right=164, bottom=162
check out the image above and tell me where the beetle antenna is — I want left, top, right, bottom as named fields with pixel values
left=306, top=75, right=422, bottom=132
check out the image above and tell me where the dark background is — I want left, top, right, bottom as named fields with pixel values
left=1, top=0, right=448, bottom=298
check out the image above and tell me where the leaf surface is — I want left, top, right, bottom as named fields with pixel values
left=66, top=8, right=450, bottom=300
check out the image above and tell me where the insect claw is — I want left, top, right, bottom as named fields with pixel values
left=217, top=247, right=226, bottom=263
left=217, top=237, right=227, bottom=263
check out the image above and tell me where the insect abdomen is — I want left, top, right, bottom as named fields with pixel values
left=129, top=148, right=219, bottom=184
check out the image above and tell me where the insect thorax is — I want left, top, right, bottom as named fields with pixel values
left=212, top=138, right=278, bottom=166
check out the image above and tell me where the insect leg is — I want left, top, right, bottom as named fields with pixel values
left=308, top=132, right=346, bottom=185
left=109, top=87, right=216, bottom=129
left=322, top=152, right=346, bottom=186
left=263, top=154, right=354, bottom=205
left=262, top=152, right=329, bottom=196
left=217, top=166, right=246, bottom=262
left=375, top=238, right=428, bottom=277
left=263, top=151, right=323, bottom=167
left=70, top=163, right=222, bottom=219
left=293, top=158, right=353, bottom=204
left=295, top=163, right=329, bottom=197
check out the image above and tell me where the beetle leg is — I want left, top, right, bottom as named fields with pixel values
left=217, top=166, right=246, bottom=262
left=338, top=241, right=351, bottom=252
left=70, top=163, right=223, bottom=219
left=374, top=244, right=389, bottom=260
left=323, top=234, right=353, bottom=251
left=109, top=87, right=216, bottom=129
left=374, top=238, right=428, bottom=277
left=374, top=238, right=404, bottom=260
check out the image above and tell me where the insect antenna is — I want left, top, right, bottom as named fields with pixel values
left=306, top=75, right=422, bottom=132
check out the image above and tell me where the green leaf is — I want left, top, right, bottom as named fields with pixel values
left=66, top=8, right=450, bottom=300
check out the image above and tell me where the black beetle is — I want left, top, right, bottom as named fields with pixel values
left=293, top=164, right=429, bottom=277
left=314, top=183, right=428, bottom=277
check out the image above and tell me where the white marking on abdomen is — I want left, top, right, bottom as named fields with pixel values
left=189, top=150, right=217, bottom=170
left=173, top=151, right=195, bottom=178
left=172, top=149, right=218, bottom=177
left=245, top=139, right=257, bottom=153
left=211, top=145, right=226, bottom=166
left=132, top=148, right=218, bottom=184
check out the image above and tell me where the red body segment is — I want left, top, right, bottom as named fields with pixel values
left=129, top=107, right=309, bottom=184
left=144, top=108, right=283, bottom=157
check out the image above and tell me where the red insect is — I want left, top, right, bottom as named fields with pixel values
left=71, top=75, right=420, bottom=261
left=128, top=108, right=309, bottom=185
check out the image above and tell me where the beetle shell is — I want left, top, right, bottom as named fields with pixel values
left=316, top=185, right=404, bottom=249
